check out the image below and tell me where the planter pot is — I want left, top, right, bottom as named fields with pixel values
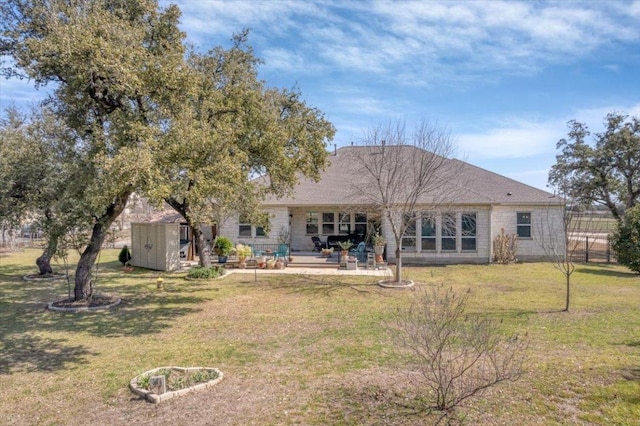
left=218, top=256, right=228, bottom=264
left=374, top=245, right=385, bottom=262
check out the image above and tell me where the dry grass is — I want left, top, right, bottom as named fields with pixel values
left=0, top=249, right=639, bottom=425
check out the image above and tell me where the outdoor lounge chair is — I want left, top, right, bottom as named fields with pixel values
left=311, top=236, right=325, bottom=251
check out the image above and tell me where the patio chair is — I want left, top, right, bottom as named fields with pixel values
left=311, top=236, right=325, bottom=252
left=350, top=241, right=367, bottom=262
left=276, top=243, right=289, bottom=260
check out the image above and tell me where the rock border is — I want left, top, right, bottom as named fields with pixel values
left=23, top=273, right=66, bottom=282
left=47, top=296, right=122, bottom=312
left=130, top=366, right=224, bottom=403
left=378, top=279, right=415, bottom=289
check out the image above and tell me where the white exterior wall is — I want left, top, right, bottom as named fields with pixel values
left=490, top=205, right=565, bottom=261
left=218, top=207, right=290, bottom=245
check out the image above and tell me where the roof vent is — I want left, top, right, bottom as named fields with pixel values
left=507, top=192, right=512, bottom=196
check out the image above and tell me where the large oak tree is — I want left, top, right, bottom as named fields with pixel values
left=549, top=113, right=640, bottom=221
left=152, top=32, right=335, bottom=267
left=1, top=0, right=186, bottom=299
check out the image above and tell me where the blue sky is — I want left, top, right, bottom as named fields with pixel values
left=2, top=0, right=640, bottom=191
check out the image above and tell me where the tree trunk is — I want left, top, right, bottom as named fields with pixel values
left=191, top=223, right=211, bottom=267
left=395, top=246, right=402, bottom=283
left=36, top=236, right=58, bottom=275
left=164, top=196, right=212, bottom=268
left=74, top=189, right=131, bottom=301
left=564, top=273, right=570, bottom=312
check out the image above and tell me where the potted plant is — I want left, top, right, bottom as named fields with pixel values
left=214, top=236, right=233, bottom=263
left=235, top=243, right=252, bottom=268
left=372, top=233, right=386, bottom=262
left=337, top=240, right=353, bottom=260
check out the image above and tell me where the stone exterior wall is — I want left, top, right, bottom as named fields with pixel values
left=490, top=204, right=565, bottom=261
left=218, top=207, right=290, bottom=245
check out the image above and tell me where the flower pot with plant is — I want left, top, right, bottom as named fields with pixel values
left=214, top=237, right=233, bottom=263
left=337, top=240, right=353, bottom=260
left=235, top=243, right=252, bottom=268
left=372, top=233, right=386, bottom=262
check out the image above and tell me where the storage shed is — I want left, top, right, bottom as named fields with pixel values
left=131, top=222, right=181, bottom=271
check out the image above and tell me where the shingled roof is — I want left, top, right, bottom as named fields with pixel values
left=263, top=146, right=556, bottom=207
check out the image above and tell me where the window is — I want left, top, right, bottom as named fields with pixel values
left=517, top=212, right=531, bottom=238
left=441, top=213, right=457, bottom=251
left=339, top=213, right=351, bottom=234
left=461, top=213, right=477, bottom=251
left=402, top=215, right=417, bottom=251
left=239, top=215, right=267, bottom=238
left=306, top=212, right=319, bottom=235
left=354, top=213, right=367, bottom=236
left=238, top=215, right=251, bottom=238
left=322, top=212, right=335, bottom=235
left=421, top=214, right=436, bottom=251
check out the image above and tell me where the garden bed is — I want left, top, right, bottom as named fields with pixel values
left=130, top=366, right=224, bottom=403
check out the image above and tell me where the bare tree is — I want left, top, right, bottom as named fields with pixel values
left=347, top=120, right=460, bottom=284
left=535, top=193, right=580, bottom=312
left=389, top=285, right=527, bottom=421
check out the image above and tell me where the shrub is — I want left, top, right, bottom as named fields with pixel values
left=492, top=228, right=518, bottom=264
left=389, top=285, right=527, bottom=418
left=612, top=205, right=640, bottom=273
left=187, top=266, right=223, bottom=279
left=118, top=245, right=132, bottom=266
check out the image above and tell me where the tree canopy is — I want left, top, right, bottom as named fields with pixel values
left=549, top=113, right=640, bottom=221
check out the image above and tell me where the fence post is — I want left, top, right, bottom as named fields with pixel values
left=585, top=236, right=589, bottom=263
left=606, top=235, right=611, bottom=263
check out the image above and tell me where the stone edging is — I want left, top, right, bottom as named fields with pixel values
left=378, top=279, right=415, bottom=289
left=47, top=297, right=122, bottom=312
left=130, top=366, right=224, bottom=403
left=23, top=273, right=66, bottom=282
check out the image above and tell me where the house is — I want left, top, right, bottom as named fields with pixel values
left=217, top=145, right=565, bottom=264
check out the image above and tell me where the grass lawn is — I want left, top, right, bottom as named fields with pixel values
left=1, top=249, right=639, bottom=425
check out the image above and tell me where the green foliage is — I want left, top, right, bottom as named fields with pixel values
left=235, top=243, right=252, bottom=258
left=549, top=113, right=640, bottom=221
left=492, top=228, right=518, bottom=264
left=213, top=237, right=233, bottom=256
left=612, top=205, right=640, bottom=273
left=118, top=246, right=131, bottom=266
left=186, top=265, right=224, bottom=279
left=337, top=240, right=353, bottom=250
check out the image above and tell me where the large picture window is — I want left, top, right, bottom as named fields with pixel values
left=517, top=212, right=531, bottom=238
left=441, top=213, right=457, bottom=251
left=306, top=212, right=319, bottom=235
left=322, top=212, right=335, bottom=235
left=461, top=213, right=477, bottom=251
left=339, top=213, right=351, bottom=235
left=421, top=214, right=436, bottom=251
left=354, top=213, right=367, bottom=236
left=402, top=215, right=417, bottom=251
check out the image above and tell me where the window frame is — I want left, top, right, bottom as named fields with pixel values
left=322, top=212, right=335, bottom=235
left=420, top=213, right=437, bottom=251
left=461, top=212, right=477, bottom=251
left=516, top=212, right=532, bottom=239
left=440, top=212, right=457, bottom=251
left=306, top=212, right=319, bottom=235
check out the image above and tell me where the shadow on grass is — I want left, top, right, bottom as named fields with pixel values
left=0, top=334, right=96, bottom=375
left=621, top=367, right=640, bottom=381
left=575, top=265, right=639, bottom=279
left=0, top=269, right=211, bottom=374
